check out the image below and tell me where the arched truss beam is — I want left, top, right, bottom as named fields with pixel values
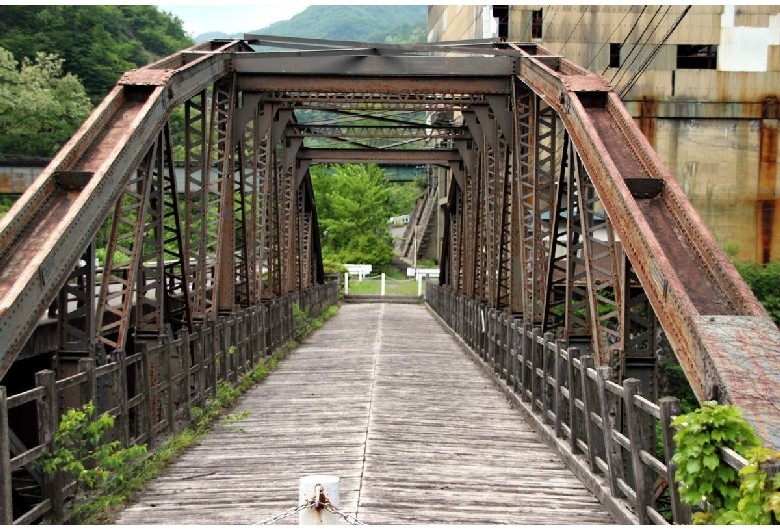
left=0, top=37, right=777, bottom=447
left=511, top=44, right=780, bottom=447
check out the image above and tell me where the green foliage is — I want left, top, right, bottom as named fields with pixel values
left=38, top=402, right=147, bottom=522
left=334, top=233, right=395, bottom=269
left=671, top=401, right=763, bottom=523
left=322, top=258, right=347, bottom=276
left=718, top=446, right=780, bottom=524
left=0, top=47, right=92, bottom=157
left=0, top=195, right=19, bottom=220
left=0, top=6, right=192, bottom=102
left=312, top=163, right=397, bottom=268
left=386, top=181, right=423, bottom=217
left=733, top=261, right=780, bottom=326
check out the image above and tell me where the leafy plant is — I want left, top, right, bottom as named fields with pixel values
left=671, top=401, right=763, bottom=523
left=733, top=261, right=780, bottom=327
left=38, top=402, right=147, bottom=522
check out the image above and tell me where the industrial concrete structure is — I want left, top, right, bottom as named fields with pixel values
left=428, top=5, right=780, bottom=263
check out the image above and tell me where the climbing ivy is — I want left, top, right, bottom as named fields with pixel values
left=671, top=401, right=780, bottom=524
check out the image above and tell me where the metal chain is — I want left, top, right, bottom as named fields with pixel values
left=254, top=499, right=315, bottom=525
left=254, top=482, right=365, bottom=526
left=324, top=503, right=365, bottom=525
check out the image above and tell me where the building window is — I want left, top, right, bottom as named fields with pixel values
left=676, top=45, right=718, bottom=69
left=531, top=9, right=543, bottom=39
left=493, top=5, right=509, bottom=41
left=609, top=43, right=621, bottom=68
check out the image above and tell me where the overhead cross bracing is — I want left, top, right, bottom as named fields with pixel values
left=0, top=36, right=779, bottom=448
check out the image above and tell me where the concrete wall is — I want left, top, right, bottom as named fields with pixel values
left=428, top=5, right=780, bottom=263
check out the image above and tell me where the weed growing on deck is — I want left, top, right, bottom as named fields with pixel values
left=54, top=302, right=340, bottom=523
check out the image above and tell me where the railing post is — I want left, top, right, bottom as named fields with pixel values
left=36, top=370, right=63, bottom=523
left=0, top=387, right=12, bottom=525
left=530, top=328, right=541, bottom=413
left=660, top=397, right=690, bottom=524
left=344, top=273, right=348, bottom=295
left=541, top=332, right=554, bottom=424
left=623, top=378, right=651, bottom=524
left=115, top=350, right=130, bottom=448
left=193, top=328, right=205, bottom=409
left=210, top=319, right=221, bottom=390
left=182, top=331, right=192, bottom=427
left=77, top=357, right=97, bottom=408
left=163, top=340, right=175, bottom=436
left=139, top=344, right=154, bottom=451
left=579, top=356, right=599, bottom=472
left=381, top=272, right=385, bottom=296
left=521, top=324, right=533, bottom=403
left=567, top=348, right=581, bottom=455
left=553, top=340, right=564, bottom=438
left=597, top=366, right=622, bottom=497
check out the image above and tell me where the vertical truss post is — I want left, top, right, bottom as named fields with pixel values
left=574, top=160, right=622, bottom=366
left=57, top=244, right=96, bottom=358
left=95, top=137, right=158, bottom=354
left=528, top=98, right=557, bottom=324
left=266, top=150, right=282, bottom=298
left=160, top=124, right=193, bottom=335
left=183, top=90, right=211, bottom=323
left=563, top=149, right=590, bottom=342
left=513, top=83, right=533, bottom=316
left=212, top=75, right=237, bottom=316
left=134, top=130, right=167, bottom=338
left=621, top=257, right=658, bottom=398
left=542, top=131, right=571, bottom=330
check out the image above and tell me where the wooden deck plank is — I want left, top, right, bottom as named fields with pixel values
left=116, top=303, right=614, bottom=525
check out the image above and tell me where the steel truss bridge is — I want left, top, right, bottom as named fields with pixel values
left=1, top=36, right=780, bottom=522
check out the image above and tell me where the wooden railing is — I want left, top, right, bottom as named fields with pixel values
left=426, top=283, right=700, bottom=525
left=0, top=282, right=338, bottom=524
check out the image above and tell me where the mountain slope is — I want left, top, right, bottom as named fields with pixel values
left=195, top=5, right=427, bottom=44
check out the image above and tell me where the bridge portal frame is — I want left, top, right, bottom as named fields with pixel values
left=0, top=37, right=778, bottom=451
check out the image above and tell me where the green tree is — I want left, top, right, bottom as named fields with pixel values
left=734, top=261, right=780, bottom=326
left=311, top=163, right=396, bottom=268
left=0, top=6, right=192, bottom=102
left=0, top=47, right=92, bottom=157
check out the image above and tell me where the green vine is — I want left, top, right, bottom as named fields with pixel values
left=671, top=401, right=780, bottom=524
left=37, top=402, right=147, bottom=522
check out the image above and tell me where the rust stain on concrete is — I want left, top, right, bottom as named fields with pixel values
left=758, top=97, right=778, bottom=263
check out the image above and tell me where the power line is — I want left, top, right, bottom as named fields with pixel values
left=601, top=5, right=646, bottom=77
left=585, top=8, right=631, bottom=69
left=611, top=6, right=669, bottom=90
left=618, top=6, right=692, bottom=99
left=542, top=5, right=559, bottom=43
left=560, top=6, right=589, bottom=55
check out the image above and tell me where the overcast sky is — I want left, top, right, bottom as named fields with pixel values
left=157, top=3, right=312, bottom=37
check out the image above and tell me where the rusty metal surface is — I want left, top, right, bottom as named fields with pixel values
left=2, top=36, right=780, bottom=450
left=0, top=43, right=240, bottom=378
left=513, top=42, right=780, bottom=446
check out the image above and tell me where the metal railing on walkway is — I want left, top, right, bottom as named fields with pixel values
left=425, top=283, right=761, bottom=525
left=0, top=282, right=338, bottom=524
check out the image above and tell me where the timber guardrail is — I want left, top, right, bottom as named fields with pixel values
left=0, top=281, right=338, bottom=524
left=425, top=283, right=765, bottom=525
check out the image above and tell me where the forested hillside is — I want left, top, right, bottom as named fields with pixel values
left=0, top=6, right=192, bottom=102
left=0, top=6, right=191, bottom=159
left=195, top=5, right=427, bottom=44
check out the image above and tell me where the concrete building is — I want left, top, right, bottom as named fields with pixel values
left=427, top=5, right=780, bottom=264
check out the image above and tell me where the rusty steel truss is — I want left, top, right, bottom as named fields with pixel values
left=0, top=36, right=779, bottom=446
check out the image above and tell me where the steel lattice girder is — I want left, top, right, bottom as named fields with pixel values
left=0, top=38, right=778, bottom=448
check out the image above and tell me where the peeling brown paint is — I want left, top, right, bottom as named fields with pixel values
left=758, top=97, right=778, bottom=263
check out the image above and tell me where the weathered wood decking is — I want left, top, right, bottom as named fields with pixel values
left=117, top=303, right=614, bottom=525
